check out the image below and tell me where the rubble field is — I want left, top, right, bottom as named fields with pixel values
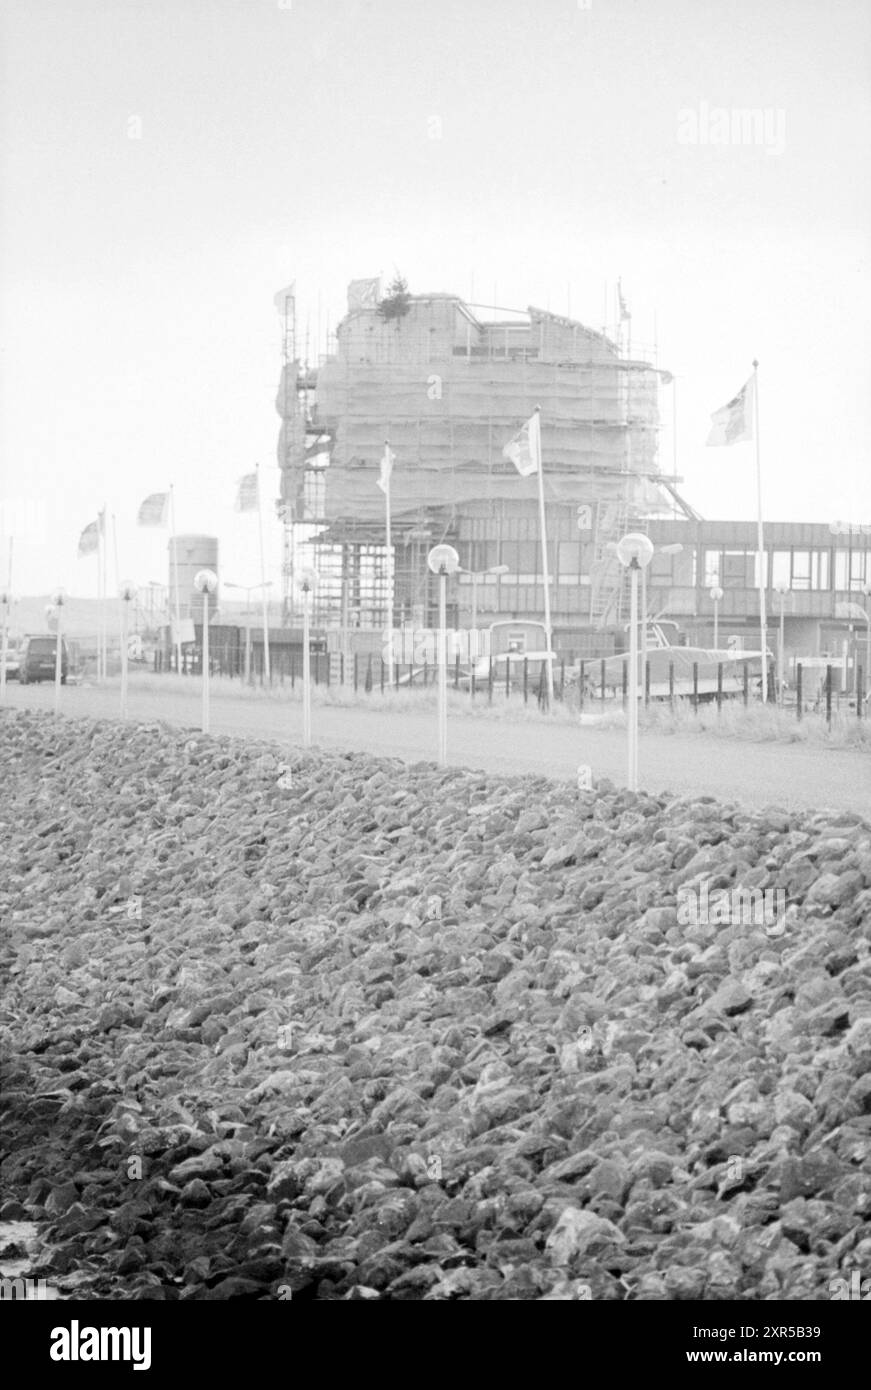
left=1, top=708, right=870, bottom=1301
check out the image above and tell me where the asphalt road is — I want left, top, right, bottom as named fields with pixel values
left=3, top=678, right=869, bottom=816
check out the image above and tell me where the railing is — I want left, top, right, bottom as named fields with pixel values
left=151, top=649, right=867, bottom=722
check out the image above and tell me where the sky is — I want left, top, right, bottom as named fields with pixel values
left=1, top=0, right=870, bottom=602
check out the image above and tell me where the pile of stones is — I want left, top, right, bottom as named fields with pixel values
left=1, top=708, right=869, bottom=1300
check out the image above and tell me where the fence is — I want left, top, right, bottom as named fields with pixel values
left=152, top=649, right=868, bottom=723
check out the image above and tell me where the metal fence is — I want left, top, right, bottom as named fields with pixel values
left=153, top=648, right=867, bottom=724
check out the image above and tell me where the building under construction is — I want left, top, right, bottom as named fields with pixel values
left=276, top=280, right=685, bottom=649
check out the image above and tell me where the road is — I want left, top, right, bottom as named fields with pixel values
left=2, top=679, right=869, bottom=816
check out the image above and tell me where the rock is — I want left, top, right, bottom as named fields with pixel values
left=1, top=709, right=869, bottom=1303
left=544, top=1207, right=625, bottom=1263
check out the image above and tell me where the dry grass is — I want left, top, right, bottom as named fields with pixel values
left=122, top=671, right=871, bottom=749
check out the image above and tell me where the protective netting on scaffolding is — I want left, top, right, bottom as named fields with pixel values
left=275, top=299, right=666, bottom=526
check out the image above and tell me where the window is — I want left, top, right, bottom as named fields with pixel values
left=703, top=549, right=721, bottom=587
left=815, top=551, right=830, bottom=589
left=772, top=551, right=790, bottom=588
left=791, top=551, right=812, bottom=590
left=723, top=550, right=755, bottom=588
left=835, top=550, right=870, bottom=591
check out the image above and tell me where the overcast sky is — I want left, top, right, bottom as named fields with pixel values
left=1, top=0, right=869, bottom=600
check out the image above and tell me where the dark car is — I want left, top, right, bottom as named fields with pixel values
left=18, top=634, right=69, bottom=684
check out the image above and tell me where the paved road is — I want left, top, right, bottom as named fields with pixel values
left=3, top=679, right=869, bottom=816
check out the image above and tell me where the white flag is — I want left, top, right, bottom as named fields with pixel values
left=706, top=375, right=755, bottom=446
left=235, top=472, right=258, bottom=512
left=503, top=410, right=541, bottom=477
left=137, top=492, right=169, bottom=527
left=77, top=517, right=102, bottom=557
left=377, top=444, right=395, bottom=494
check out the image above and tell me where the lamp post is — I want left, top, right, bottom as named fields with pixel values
left=0, top=590, right=12, bottom=704
left=615, top=534, right=654, bottom=791
left=193, top=569, right=218, bottom=732
left=709, top=584, right=724, bottom=650
left=225, top=580, right=274, bottom=684
left=47, top=590, right=66, bottom=714
left=773, top=578, right=790, bottom=704
left=862, top=582, right=871, bottom=703
left=119, top=581, right=137, bottom=719
left=428, top=544, right=460, bottom=766
left=300, top=569, right=317, bottom=748
left=607, top=540, right=682, bottom=695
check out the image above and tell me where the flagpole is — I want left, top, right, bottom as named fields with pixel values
left=533, top=407, right=555, bottom=706
left=98, top=511, right=105, bottom=682
left=112, top=512, right=120, bottom=590
left=384, top=440, right=393, bottom=687
left=102, top=503, right=109, bottom=680
left=169, top=484, right=182, bottom=675
left=753, top=360, right=768, bottom=703
left=255, top=463, right=271, bottom=682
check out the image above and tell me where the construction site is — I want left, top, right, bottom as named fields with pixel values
left=275, top=278, right=685, bottom=656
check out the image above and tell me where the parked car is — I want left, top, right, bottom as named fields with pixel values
left=18, top=634, right=69, bottom=684
left=1, top=647, right=20, bottom=680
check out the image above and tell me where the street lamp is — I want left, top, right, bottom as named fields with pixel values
left=614, top=534, right=654, bottom=792
left=225, top=580, right=274, bottom=684
left=428, top=544, right=460, bottom=766
left=709, top=584, right=724, bottom=650
left=0, top=590, right=13, bottom=704
left=607, top=540, right=682, bottom=696
left=862, top=582, right=871, bottom=703
left=300, top=567, right=316, bottom=750
left=119, top=581, right=137, bottom=719
left=773, top=578, right=790, bottom=704
left=462, top=564, right=510, bottom=631
left=193, top=569, right=218, bottom=732
left=47, top=589, right=66, bottom=714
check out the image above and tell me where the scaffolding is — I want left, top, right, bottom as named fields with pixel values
left=275, top=289, right=673, bottom=630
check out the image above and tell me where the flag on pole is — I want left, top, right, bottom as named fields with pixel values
left=137, top=492, right=169, bottom=526
left=235, top=472, right=259, bottom=512
left=706, top=376, right=755, bottom=446
left=618, top=279, right=631, bottom=321
left=502, top=410, right=541, bottom=477
left=273, top=282, right=295, bottom=314
left=376, top=444, right=395, bottom=494
left=77, top=517, right=102, bottom=557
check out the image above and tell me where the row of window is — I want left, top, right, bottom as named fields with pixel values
left=465, top=542, right=871, bottom=592
left=702, top=548, right=870, bottom=592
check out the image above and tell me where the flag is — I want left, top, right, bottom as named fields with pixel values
left=235, top=472, right=259, bottom=512
left=618, top=279, right=631, bottom=321
left=77, top=518, right=101, bottom=557
left=376, top=444, right=395, bottom=494
left=137, top=492, right=169, bottom=526
left=273, top=282, right=295, bottom=314
left=348, top=278, right=381, bottom=312
left=502, top=410, right=541, bottom=477
left=706, top=376, right=755, bottom=446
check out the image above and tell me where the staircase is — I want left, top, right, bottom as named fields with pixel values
left=588, top=501, right=650, bottom=629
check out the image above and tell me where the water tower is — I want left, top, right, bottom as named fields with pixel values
left=169, top=536, right=219, bottom=621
